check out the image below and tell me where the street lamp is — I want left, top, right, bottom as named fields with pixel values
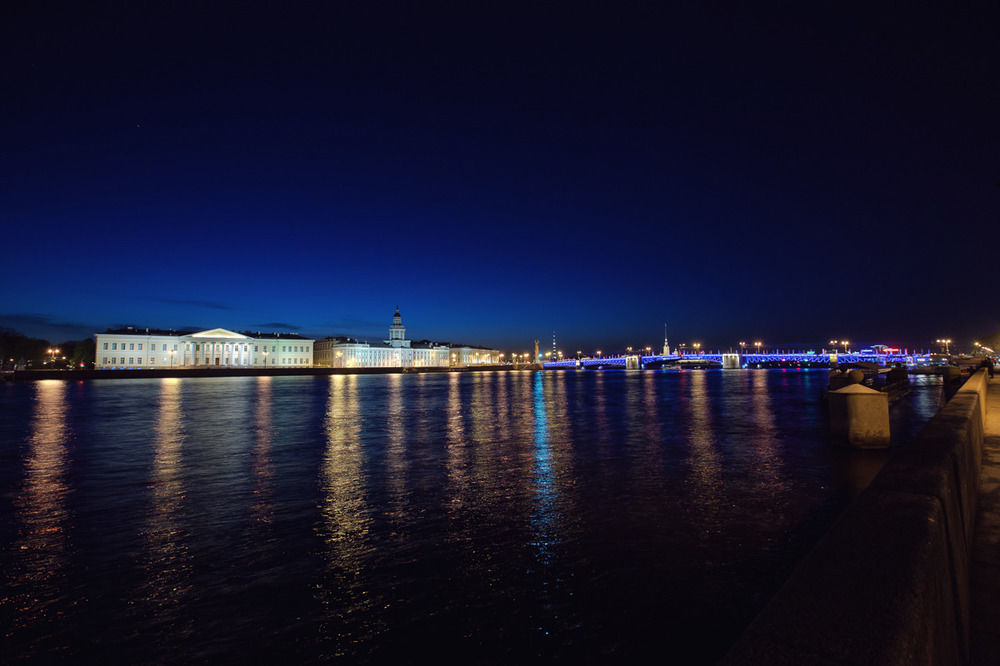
left=693, top=342, right=702, bottom=353
left=754, top=341, right=762, bottom=355
left=936, top=338, right=952, bottom=355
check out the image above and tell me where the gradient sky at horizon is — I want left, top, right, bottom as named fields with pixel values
left=2, top=4, right=997, bottom=352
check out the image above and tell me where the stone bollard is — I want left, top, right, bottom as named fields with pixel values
left=828, top=368, right=865, bottom=391
left=828, top=383, right=890, bottom=448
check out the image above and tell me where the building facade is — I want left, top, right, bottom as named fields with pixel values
left=314, top=309, right=499, bottom=369
left=449, top=346, right=502, bottom=366
left=95, top=327, right=314, bottom=369
left=314, top=309, right=450, bottom=368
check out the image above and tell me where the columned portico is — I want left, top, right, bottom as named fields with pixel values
left=188, top=329, right=255, bottom=367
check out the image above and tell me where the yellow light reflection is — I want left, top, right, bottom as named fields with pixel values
left=317, top=374, right=375, bottom=648
left=9, top=380, right=70, bottom=632
left=685, top=371, right=722, bottom=540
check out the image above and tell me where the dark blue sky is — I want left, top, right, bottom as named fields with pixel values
left=2, top=4, right=997, bottom=353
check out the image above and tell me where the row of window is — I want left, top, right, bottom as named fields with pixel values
left=103, top=342, right=180, bottom=351
left=102, top=341, right=312, bottom=353
left=101, top=356, right=311, bottom=367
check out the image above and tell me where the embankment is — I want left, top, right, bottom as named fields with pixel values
left=725, top=369, right=990, bottom=665
left=8, top=365, right=515, bottom=381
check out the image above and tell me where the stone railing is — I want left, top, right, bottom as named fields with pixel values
left=724, top=369, right=990, bottom=665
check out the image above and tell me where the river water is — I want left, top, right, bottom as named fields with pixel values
left=0, top=369, right=944, bottom=663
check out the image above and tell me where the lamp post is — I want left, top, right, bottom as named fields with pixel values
left=754, top=341, right=762, bottom=356
left=936, top=338, right=952, bottom=355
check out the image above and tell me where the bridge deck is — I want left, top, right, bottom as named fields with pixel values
left=543, top=352, right=932, bottom=369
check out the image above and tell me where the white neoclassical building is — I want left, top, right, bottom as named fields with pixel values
left=314, top=308, right=502, bottom=369
left=314, top=308, right=450, bottom=369
left=95, top=327, right=314, bottom=369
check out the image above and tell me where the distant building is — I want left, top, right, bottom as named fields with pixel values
left=95, top=327, right=313, bottom=369
left=449, top=346, right=502, bottom=366
left=313, top=308, right=499, bottom=369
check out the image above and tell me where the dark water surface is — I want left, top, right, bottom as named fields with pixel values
left=0, top=370, right=944, bottom=663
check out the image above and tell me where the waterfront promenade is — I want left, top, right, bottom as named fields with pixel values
left=972, top=375, right=1000, bottom=665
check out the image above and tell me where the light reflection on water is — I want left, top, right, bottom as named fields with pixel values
left=6, top=380, right=70, bottom=640
left=141, top=378, right=190, bottom=612
left=0, top=369, right=946, bottom=664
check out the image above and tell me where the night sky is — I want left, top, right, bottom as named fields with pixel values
left=2, top=4, right=997, bottom=352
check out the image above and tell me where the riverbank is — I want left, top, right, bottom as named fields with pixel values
left=5, top=364, right=522, bottom=382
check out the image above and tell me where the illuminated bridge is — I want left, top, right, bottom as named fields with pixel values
left=543, top=351, right=932, bottom=370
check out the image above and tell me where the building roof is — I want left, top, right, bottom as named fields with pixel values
left=239, top=331, right=313, bottom=340
left=99, top=327, right=313, bottom=341
left=190, top=328, right=250, bottom=339
left=102, top=326, right=194, bottom=336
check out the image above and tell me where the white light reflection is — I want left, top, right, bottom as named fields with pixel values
left=251, top=376, right=274, bottom=525
left=750, top=370, right=784, bottom=493
left=385, top=373, right=409, bottom=525
left=445, top=372, right=469, bottom=515
left=142, top=377, right=191, bottom=608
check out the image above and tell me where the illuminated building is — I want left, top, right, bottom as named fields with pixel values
left=448, top=347, right=502, bottom=366
left=313, top=308, right=500, bottom=368
left=95, top=327, right=314, bottom=369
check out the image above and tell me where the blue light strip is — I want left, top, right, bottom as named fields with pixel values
left=542, top=352, right=933, bottom=369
